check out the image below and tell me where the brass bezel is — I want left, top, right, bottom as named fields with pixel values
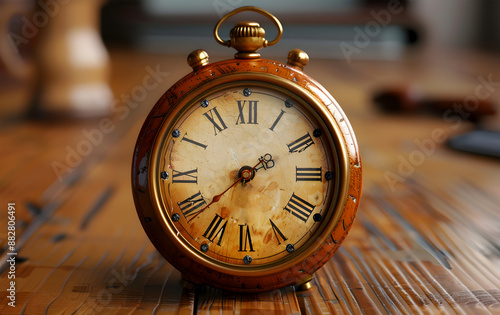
left=148, top=72, right=350, bottom=278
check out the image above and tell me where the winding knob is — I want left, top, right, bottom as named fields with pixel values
left=229, top=22, right=267, bottom=59
left=214, top=6, right=283, bottom=59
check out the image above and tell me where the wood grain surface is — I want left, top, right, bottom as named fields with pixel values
left=1, top=49, right=500, bottom=314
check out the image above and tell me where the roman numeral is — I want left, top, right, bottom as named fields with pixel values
left=269, top=219, right=287, bottom=245
left=181, top=134, right=207, bottom=149
left=236, top=100, right=258, bottom=124
left=296, top=167, right=322, bottom=182
left=203, top=214, right=227, bottom=246
left=287, top=133, right=314, bottom=153
left=284, top=193, right=315, bottom=223
left=203, top=107, right=227, bottom=135
left=172, top=168, right=198, bottom=183
left=238, top=224, right=255, bottom=252
left=269, top=109, right=285, bottom=131
left=177, top=191, right=206, bottom=218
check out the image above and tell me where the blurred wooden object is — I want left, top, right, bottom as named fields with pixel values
left=0, top=0, right=34, bottom=80
left=0, top=48, right=499, bottom=314
left=33, top=0, right=113, bottom=118
left=0, top=0, right=112, bottom=118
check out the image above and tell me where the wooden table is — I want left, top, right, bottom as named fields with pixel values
left=1, top=48, right=500, bottom=314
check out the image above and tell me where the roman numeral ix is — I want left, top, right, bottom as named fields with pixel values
left=296, top=167, right=322, bottom=182
left=172, top=168, right=198, bottom=184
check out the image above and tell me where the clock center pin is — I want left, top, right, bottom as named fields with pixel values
left=238, top=166, right=256, bottom=183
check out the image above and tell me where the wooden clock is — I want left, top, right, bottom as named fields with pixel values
left=132, top=6, right=362, bottom=292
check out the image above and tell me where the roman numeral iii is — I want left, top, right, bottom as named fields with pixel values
left=296, top=167, right=322, bottom=182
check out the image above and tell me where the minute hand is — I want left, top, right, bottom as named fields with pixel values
left=187, top=158, right=266, bottom=223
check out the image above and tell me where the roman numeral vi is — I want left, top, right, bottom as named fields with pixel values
left=238, top=224, right=255, bottom=252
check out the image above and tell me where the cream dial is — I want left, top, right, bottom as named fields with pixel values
left=158, top=84, right=338, bottom=266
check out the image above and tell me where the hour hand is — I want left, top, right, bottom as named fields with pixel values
left=254, top=153, right=275, bottom=172
left=188, top=154, right=274, bottom=222
left=239, top=154, right=274, bottom=186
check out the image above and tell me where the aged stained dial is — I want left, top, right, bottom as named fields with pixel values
left=159, top=85, right=338, bottom=266
left=132, top=6, right=361, bottom=292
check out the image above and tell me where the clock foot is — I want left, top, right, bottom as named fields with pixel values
left=295, top=275, right=315, bottom=291
left=182, top=279, right=197, bottom=290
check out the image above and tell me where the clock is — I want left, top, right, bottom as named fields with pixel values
left=132, top=6, right=361, bottom=292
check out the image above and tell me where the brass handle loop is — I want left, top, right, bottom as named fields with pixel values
left=213, top=6, right=283, bottom=48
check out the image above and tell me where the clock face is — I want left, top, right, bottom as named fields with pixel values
left=156, top=84, right=340, bottom=267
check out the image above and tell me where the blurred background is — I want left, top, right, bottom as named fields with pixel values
left=1, top=0, right=499, bottom=205
left=1, top=2, right=500, bottom=312
left=0, top=0, right=499, bottom=193
left=101, top=0, right=500, bottom=55
left=1, top=0, right=500, bottom=118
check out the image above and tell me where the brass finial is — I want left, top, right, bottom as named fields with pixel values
left=229, top=22, right=266, bottom=59
left=187, top=49, right=209, bottom=70
left=287, top=49, right=309, bottom=70
left=214, top=6, right=283, bottom=59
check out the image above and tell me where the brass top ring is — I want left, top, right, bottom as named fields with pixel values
left=214, top=6, right=283, bottom=48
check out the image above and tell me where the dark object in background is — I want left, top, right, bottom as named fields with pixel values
left=373, top=86, right=500, bottom=159
left=448, top=129, right=500, bottom=159
left=373, top=86, right=497, bottom=122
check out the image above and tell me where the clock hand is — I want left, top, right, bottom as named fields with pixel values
left=187, top=155, right=271, bottom=223
left=253, top=153, right=275, bottom=172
